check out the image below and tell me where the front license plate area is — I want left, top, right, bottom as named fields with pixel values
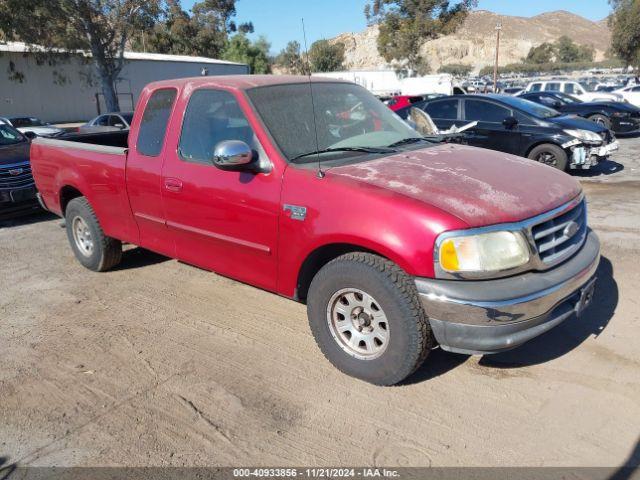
left=575, top=277, right=597, bottom=317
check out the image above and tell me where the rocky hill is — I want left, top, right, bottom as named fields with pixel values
left=332, top=10, right=611, bottom=73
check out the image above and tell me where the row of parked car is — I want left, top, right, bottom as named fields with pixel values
left=0, top=76, right=630, bottom=221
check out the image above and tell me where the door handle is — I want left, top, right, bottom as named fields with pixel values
left=164, top=178, right=183, bottom=192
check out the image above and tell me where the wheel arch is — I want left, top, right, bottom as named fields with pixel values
left=295, top=243, right=391, bottom=303
left=59, top=184, right=86, bottom=216
left=524, top=140, right=567, bottom=158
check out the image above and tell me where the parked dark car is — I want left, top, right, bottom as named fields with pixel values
left=520, top=91, right=640, bottom=134
left=397, top=94, right=618, bottom=171
left=0, top=123, right=40, bottom=218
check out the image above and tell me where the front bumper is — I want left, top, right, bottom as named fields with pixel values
left=416, top=230, right=600, bottom=355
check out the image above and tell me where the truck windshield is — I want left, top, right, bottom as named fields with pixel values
left=0, top=124, right=25, bottom=145
left=246, top=82, right=420, bottom=162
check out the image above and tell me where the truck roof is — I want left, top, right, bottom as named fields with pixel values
left=146, top=74, right=350, bottom=91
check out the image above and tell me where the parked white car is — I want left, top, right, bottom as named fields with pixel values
left=524, top=81, right=624, bottom=103
left=0, top=116, right=64, bottom=137
left=613, top=84, right=640, bottom=107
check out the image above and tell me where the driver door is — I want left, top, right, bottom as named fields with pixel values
left=160, top=88, right=281, bottom=292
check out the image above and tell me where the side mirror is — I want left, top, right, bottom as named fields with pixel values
left=212, top=140, right=255, bottom=171
left=503, top=116, right=518, bottom=129
left=23, top=131, right=37, bottom=140
left=553, top=101, right=562, bottom=108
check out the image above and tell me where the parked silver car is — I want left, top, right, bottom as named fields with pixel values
left=0, top=116, right=64, bottom=137
left=78, top=112, right=133, bottom=133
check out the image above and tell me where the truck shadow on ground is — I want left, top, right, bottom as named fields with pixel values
left=112, top=247, right=171, bottom=271
left=0, top=210, right=57, bottom=228
left=0, top=456, right=15, bottom=480
left=610, top=436, right=640, bottom=479
left=479, top=256, right=617, bottom=369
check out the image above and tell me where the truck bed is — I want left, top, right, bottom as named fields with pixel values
left=30, top=131, right=138, bottom=244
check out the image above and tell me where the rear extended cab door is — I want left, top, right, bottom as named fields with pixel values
left=158, top=86, right=283, bottom=292
left=126, top=87, right=178, bottom=257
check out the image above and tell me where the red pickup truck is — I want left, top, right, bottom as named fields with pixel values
left=31, top=75, right=600, bottom=385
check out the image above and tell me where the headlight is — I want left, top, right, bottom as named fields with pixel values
left=564, top=129, right=603, bottom=143
left=437, top=230, right=530, bottom=274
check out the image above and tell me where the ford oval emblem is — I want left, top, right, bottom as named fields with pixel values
left=8, top=168, right=24, bottom=176
left=563, top=221, right=579, bottom=238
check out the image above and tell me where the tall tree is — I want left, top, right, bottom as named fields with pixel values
left=223, top=34, right=271, bottom=74
left=609, top=0, right=640, bottom=70
left=364, top=0, right=477, bottom=75
left=131, top=0, right=253, bottom=59
left=308, top=39, right=345, bottom=72
left=525, top=42, right=555, bottom=64
left=275, top=41, right=309, bottom=75
left=0, top=0, right=162, bottom=112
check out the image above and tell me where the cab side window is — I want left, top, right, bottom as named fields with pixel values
left=136, top=89, right=177, bottom=157
left=530, top=83, right=542, bottom=92
left=178, top=89, right=258, bottom=164
left=564, top=84, right=576, bottom=94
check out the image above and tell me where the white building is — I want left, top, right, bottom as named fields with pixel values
left=0, top=42, right=249, bottom=123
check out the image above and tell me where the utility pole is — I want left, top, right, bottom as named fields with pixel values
left=493, top=22, right=502, bottom=93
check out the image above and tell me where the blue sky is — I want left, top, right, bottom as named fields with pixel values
left=182, top=0, right=612, bottom=53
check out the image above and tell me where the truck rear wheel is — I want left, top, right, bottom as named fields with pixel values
left=65, top=197, right=122, bottom=272
left=307, top=252, right=433, bottom=385
left=528, top=143, right=569, bottom=171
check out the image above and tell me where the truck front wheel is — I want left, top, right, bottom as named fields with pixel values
left=65, top=197, right=122, bottom=272
left=307, top=252, right=434, bottom=385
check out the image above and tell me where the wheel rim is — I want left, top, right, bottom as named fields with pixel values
left=72, top=216, right=94, bottom=257
left=536, top=151, right=558, bottom=167
left=327, top=288, right=389, bottom=360
left=594, top=117, right=606, bottom=126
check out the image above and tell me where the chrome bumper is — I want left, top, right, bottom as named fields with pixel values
left=416, top=230, right=600, bottom=354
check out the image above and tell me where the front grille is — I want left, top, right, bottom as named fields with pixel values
left=531, top=200, right=587, bottom=265
left=0, top=162, right=35, bottom=191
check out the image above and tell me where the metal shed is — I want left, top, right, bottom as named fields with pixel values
left=0, top=42, right=249, bottom=123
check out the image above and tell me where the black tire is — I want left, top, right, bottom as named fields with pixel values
left=307, top=252, right=434, bottom=386
left=65, top=197, right=122, bottom=272
left=588, top=114, right=611, bottom=130
left=528, top=143, right=569, bottom=171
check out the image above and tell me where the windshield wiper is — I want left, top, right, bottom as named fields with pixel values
left=387, top=137, right=432, bottom=148
left=291, top=146, right=396, bottom=162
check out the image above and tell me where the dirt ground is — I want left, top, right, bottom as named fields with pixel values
left=1, top=137, right=639, bottom=469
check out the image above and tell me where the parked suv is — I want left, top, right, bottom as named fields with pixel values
left=524, top=80, right=623, bottom=103
left=397, top=94, right=617, bottom=171
left=0, top=123, right=39, bottom=218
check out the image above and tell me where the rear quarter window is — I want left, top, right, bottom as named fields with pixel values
left=136, top=89, right=177, bottom=157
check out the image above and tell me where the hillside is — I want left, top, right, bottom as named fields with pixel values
left=332, top=10, right=612, bottom=73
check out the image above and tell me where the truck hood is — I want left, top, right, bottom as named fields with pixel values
left=328, top=144, right=582, bottom=228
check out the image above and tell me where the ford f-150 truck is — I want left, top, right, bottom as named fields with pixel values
left=31, top=76, right=600, bottom=385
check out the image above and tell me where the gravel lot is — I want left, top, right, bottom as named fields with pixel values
left=1, top=137, right=639, bottom=469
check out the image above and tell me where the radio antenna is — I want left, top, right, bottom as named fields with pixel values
left=302, top=18, right=324, bottom=179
